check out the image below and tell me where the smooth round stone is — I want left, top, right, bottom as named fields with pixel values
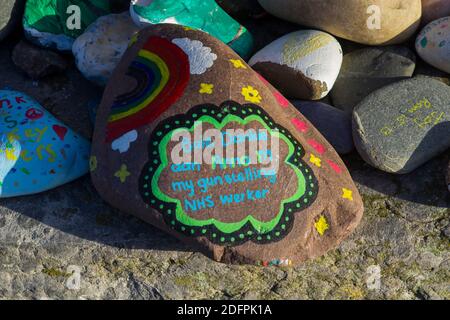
left=129, top=0, right=254, bottom=59
left=291, top=101, right=354, bottom=154
left=73, top=12, right=140, bottom=86
left=249, top=30, right=342, bottom=100
left=415, top=59, right=450, bottom=86
left=91, top=24, right=363, bottom=265
left=258, top=0, right=422, bottom=45
left=422, top=0, right=450, bottom=25
left=416, top=17, right=450, bottom=74
left=0, top=90, right=91, bottom=198
left=331, top=46, right=416, bottom=113
left=0, top=0, right=25, bottom=41
left=353, top=78, right=450, bottom=174
left=23, top=0, right=112, bottom=51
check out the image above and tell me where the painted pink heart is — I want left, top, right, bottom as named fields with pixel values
left=52, top=125, right=68, bottom=141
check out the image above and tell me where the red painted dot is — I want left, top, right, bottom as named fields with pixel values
left=291, top=118, right=309, bottom=133
left=327, top=159, right=342, bottom=174
left=308, top=139, right=326, bottom=155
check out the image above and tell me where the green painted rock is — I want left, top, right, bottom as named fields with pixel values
left=331, top=46, right=416, bottom=113
left=90, top=24, right=363, bottom=265
left=23, top=0, right=112, bottom=50
left=353, top=78, right=450, bottom=174
left=0, top=0, right=25, bottom=41
left=129, top=0, right=254, bottom=59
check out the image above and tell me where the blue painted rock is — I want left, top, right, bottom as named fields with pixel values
left=73, top=12, right=140, bottom=86
left=129, top=0, right=254, bottom=59
left=416, top=17, right=450, bottom=74
left=23, top=0, right=112, bottom=51
left=291, top=101, right=354, bottom=154
left=353, top=78, right=450, bottom=174
left=249, top=30, right=342, bottom=100
left=0, top=90, right=91, bottom=198
left=91, top=24, right=363, bottom=265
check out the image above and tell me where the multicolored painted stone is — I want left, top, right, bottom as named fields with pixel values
left=422, top=0, right=450, bottom=25
left=91, top=24, right=363, bottom=265
left=129, top=0, right=254, bottom=59
left=258, top=0, right=422, bottom=45
left=73, top=12, right=140, bottom=86
left=416, top=16, right=450, bottom=74
left=353, top=78, right=450, bottom=174
left=0, top=90, right=91, bottom=198
left=23, top=0, right=112, bottom=50
left=249, top=30, right=342, bottom=100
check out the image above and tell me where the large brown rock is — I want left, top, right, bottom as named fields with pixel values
left=91, top=24, right=363, bottom=265
left=258, top=0, right=422, bottom=45
left=422, top=0, right=450, bottom=25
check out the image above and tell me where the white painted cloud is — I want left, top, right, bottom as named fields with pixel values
left=172, top=38, right=217, bottom=75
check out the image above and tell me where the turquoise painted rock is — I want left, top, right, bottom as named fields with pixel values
left=0, top=90, right=91, bottom=198
left=129, top=0, right=254, bottom=59
left=23, top=0, right=112, bottom=51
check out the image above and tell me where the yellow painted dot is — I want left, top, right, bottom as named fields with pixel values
left=241, top=85, right=262, bottom=103
left=199, top=83, right=214, bottom=94
left=314, top=215, right=329, bottom=236
left=309, top=153, right=322, bottom=167
left=115, top=164, right=131, bottom=183
left=89, top=156, right=98, bottom=172
left=230, top=59, right=247, bottom=69
left=342, top=188, right=353, bottom=201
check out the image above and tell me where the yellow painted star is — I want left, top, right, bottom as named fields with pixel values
left=115, top=164, right=131, bottom=183
left=241, top=85, right=262, bottom=103
left=342, top=188, right=353, bottom=201
left=309, top=153, right=322, bottom=167
left=314, top=215, right=329, bottom=236
left=199, top=83, right=214, bottom=94
left=230, top=59, right=247, bottom=69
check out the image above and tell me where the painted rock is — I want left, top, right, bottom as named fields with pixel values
left=258, top=0, right=422, bottom=45
left=129, top=0, right=254, bottom=59
left=23, top=0, right=112, bottom=51
left=0, top=0, right=25, bottom=41
left=416, top=17, right=450, bottom=74
left=422, top=0, right=450, bottom=25
left=0, top=90, right=91, bottom=198
left=249, top=30, right=342, bottom=100
left=291, top=101, right=354, bottom=155
left=91, top=24, right=363, bottom=265
left=331, top=46, right=416, bottom=113
left=353, top=78, right=450, bottom=174
left=73, top=12, right=140, bottom=86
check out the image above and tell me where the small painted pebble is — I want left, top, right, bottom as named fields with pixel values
left=73, top=12, right=140, bottom=86
left=416, top=16, right=450, bottom=74
left=249, top=30, right=342, bottom=100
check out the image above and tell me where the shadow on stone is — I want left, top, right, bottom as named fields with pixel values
left=347, top=121, right=450, bottom=208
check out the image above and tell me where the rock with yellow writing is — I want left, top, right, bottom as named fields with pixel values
left=249, top=30, right=342, bottom=100
left=353, top=78, right=450, bottom=174
left=91, top=24, right=363, bottom=265
left=0, top=90, right=91, bottom=198
left=258, top=0, right=422, bottom=45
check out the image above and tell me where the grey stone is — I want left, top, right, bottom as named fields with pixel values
left=291, top=100, right=354, bottom=154
left=331, top=46, right=416, bottom=113
left=0, top=0, right=25, bottom=41
left=415, top=59, right=450, bottom=86
left=353, top=77, right=450, bottom=174
left=12, top=40, right=68, bottom=80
